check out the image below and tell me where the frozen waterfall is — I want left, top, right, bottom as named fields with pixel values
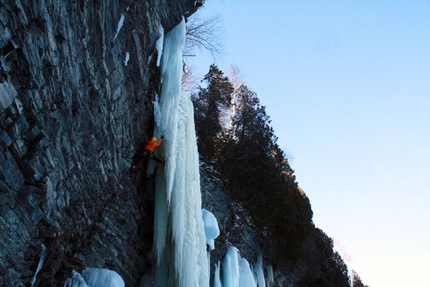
left=151, top=18, right=272, bottom=287
left=152, top=18, right=208, bottom=287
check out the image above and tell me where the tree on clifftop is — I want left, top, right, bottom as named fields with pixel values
left=352, top=270, right=370, bottom=287
left=192, top=64, right=233, bottom=160
left=193, top=65, right=352, bottom=286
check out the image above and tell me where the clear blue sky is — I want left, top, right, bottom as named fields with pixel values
left=188, top=1, right=430, bottom=286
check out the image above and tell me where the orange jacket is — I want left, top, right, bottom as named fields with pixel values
left=144, top=138, right=163, bottom=153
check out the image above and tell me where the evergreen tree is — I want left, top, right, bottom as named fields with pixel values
left=352, top=270, right=369, bottom=287
left=216, top=82, right=314, bottom=264
left=218, top=83, right=277, bottom=197
left=273, top=143, right=293, bottom=175
left=193, top=65, right=350, bottom=284
left=191, top=64, right=233, bottom=160
left=300, top=228, right=350, bottom=287
left=231, top=84, right=275, bottom=153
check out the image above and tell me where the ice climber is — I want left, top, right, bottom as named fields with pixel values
left=130, top=136, right=165, bottom=171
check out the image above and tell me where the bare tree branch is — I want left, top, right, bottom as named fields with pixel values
left=184, top=14, right=224, bottom=59
left=182, top=64, right=200, bottom=94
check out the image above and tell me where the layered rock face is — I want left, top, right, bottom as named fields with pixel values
left=0, top=0, right=200, bottom=286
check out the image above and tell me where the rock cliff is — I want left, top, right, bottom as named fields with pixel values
left=0, top=0, right=201, bottom=286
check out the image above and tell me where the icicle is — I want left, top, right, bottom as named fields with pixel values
left=31, top=243, right=47, bottom=287
left=239, top=257, right=256, bottom=287
left=207, top=248, right=211, bottom=287
left=266, top=265, right=274, bottom=287
left=222, top=246, right=240, bottom=287
left=213, top=261, right=222, bottom=287
left=202, top=209, right=220, bottom=286
left=253, top=253, right=265, bottom=287
left=113, top=14, right=125, bottom=40
left=124, top=52, right=130, bottom=66
left=219, top=246, right=262, bottom=287
left=155, top=24, right=164, bottom=67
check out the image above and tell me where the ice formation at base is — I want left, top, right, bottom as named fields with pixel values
left=254, top=253, right=265, bottom=287
left=64, top=268, right=124, bottom=287
left=216, top=246, right=256, bottom=287
left=213, top=246, right=271, bottom=287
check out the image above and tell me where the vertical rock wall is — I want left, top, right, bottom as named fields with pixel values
left=0, top=0, right=200, bottom=286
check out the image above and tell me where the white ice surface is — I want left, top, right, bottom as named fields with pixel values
left=218, top=246, right=265, bottom=287
left=202, top=208, right=220, bottom=250
left=155, top=24, right=164, bottom=67
left=113, top=14, right=125, bottom=40
left=152, top=18, right=208, bottom=287
left=124, top=51, right=130, bottom=66
left=31, top=244, right=46, bottom=287
left=239, top=257, right=257, bottom=287
left=253, top=253, right=266, bottom=287
left=222, top=246, right=240, bottom=287
left=64, top=268, right=124, bottom=287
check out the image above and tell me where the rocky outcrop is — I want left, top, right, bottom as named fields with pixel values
left=0, top=0, right=201, bottom=286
